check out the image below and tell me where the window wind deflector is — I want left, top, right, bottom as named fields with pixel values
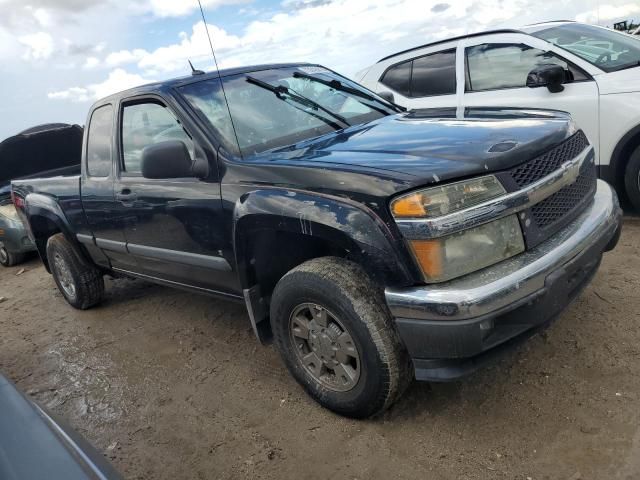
left=245, top=75, right=350, bottom=128
left=292, top=71, right=401, bottom=114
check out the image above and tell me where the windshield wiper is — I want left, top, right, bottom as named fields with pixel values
left=246, top=76, right=350, bottom=129
left=293, top=71, right=401, bottom=114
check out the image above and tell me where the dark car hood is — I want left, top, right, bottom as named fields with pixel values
left=259, top=107, right=576, bottom=186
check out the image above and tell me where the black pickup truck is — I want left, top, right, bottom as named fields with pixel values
left=13, top=63, right=622, bottom=418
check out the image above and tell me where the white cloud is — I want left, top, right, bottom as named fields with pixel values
left=83, top=56, right=100, bottom=69
left=105, top=48, right=149, bottom=67
left=575, top=3, right=640, bottom=23
left=48, top=68, right=152, bottom=102
left=93, top=42, right=107, bottom=54
left=47, top=86, right=92, bottom=102
left=32, top=8, right=52, bottom=27
left=18, top=31, right=54, bottom=60
left=136, top=21, right=241, bottom=74
left=141, top=0, right=249, bottom=18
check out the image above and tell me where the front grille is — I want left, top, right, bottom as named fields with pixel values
left=510, top=131, right=589, bottom=187
left=507, top=130, right=596, bottom=248
left=530, top=163, right=596, bottom=229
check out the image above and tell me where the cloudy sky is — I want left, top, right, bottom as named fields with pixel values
left=0, top=0, right=638, bottom=139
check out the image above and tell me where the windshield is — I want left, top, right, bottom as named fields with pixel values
left=532, top=23, right=640, bottom=72
left=178, top=66, right=396, bottom=157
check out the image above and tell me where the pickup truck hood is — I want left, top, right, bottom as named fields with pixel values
left=262, top=108, right=576, bottom=187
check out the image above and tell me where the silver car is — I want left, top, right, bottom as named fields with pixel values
left=0, top=198, right=34, bottom=266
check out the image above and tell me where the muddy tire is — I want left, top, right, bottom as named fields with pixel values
left=46, top=233, right=104, bottom=309
left=624, top=144, right=640, bottom=212
left=0, top=245, right=25, bottom=267
left=270, top=257, right=412, bottom=418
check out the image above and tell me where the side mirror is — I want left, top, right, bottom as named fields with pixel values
left=141, top=140, right=194, bottom=179
left=377, top=91, right=395, bottom=103
left=526, top=64, right=565, bottom=93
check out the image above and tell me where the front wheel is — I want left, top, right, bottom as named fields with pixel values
left=46, top=233, right=104, bottom=309
left=624, top=144, right=640, bottom=211
left=270, top=257, right=412, bottom=418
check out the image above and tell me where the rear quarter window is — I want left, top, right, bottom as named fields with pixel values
left=86, top=105, right=113, bottom=177
left=380, top=60, right=411, bottom=97
left=380, top=49, right=457, bottom=98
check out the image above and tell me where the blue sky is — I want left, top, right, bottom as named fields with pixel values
left=0, top=0, right=638, bottom=139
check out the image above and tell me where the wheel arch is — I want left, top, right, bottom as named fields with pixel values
left=606, top=123, right=640, bottom=197
left=232, top=188, right=415, bottom=342
left=23, top=194, right=88, bottom=273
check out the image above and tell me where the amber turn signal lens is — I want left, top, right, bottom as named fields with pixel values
left=391, top=193, right=427, bottom=217
left=409, top=239, right=443, bottom=280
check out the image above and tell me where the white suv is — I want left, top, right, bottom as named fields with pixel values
left=357, top=21, right=640, bottom=210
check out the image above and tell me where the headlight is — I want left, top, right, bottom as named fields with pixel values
left=408, top=215, right=524, bottom=283
left=391, top=175, right=505, bottom=218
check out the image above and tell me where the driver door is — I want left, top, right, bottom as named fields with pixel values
left=461, top=34, right=600, bottom=160
left=114, top=97, right=237, bottom=295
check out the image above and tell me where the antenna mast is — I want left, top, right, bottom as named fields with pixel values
left=197, top=0, right=224, bottom=74
left=195, top=0, right=241, bottom=156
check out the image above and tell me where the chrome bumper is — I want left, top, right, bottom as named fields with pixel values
left=385, top=180, right=622, bottom=322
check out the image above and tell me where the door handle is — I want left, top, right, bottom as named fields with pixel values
left=116, top=189, right=137, bottom=202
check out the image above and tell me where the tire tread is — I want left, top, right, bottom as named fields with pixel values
left=46, top=233, right=104, bottom=309
left=272, top=257, right=412, bottom=417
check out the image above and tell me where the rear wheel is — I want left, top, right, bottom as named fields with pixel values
left=624, top=144, right=640, bottom=211
left=0, top=244, right=25, bottom=267
left=46, top=233, right=104, bottom=309
left=270, top=257, right=412, bottom=418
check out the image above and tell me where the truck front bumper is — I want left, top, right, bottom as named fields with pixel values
left=385, top=180, right=622, bottom=381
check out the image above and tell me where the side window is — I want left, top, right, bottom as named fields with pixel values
left=465, top=43, right=589, bottom=92
left=86, top=105, right=113, bottom=177
left=410, top=49, right=456, bottom=97
left=380, top=49, right=457, bottom=98
left=121, top=102, right=195, bottom=174
left=380, top=60, right=411, bottom=97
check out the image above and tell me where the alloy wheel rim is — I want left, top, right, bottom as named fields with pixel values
left=53, top=253, right=76, bottom=299
left=289, top=303, right=361, bottom=392
left=0, top=246, right=7, bottom=264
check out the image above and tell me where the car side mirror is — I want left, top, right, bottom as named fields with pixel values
left=526, top=64, right=565, bottom=93
left=377, top=91, right=395, bottom=103
left=141, top=140, right=194, bottom=179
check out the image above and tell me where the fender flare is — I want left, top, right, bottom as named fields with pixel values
left=232, top=188, right=415, bottom=290
left=23, top=193, right=88, bottom=271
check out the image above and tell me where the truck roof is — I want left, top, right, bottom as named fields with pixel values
left=95, top=62, right=316, bottom=106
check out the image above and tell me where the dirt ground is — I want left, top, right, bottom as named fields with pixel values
left=1, top=216, right=639, bottom=480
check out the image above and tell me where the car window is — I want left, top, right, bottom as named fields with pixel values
left=380, top=60, right=411, bottom=97
left=465, top=43, right=588, bottom=92
left=121, top=102, right=194, bottom=174
left=86, top=105, right=113, bottom=177
left=410, top=49, right=456, bottom=97
left=532, top=23, right=640, bottom=73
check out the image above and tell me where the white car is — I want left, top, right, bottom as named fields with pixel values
left=357, top=21, right=640, bottom=210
